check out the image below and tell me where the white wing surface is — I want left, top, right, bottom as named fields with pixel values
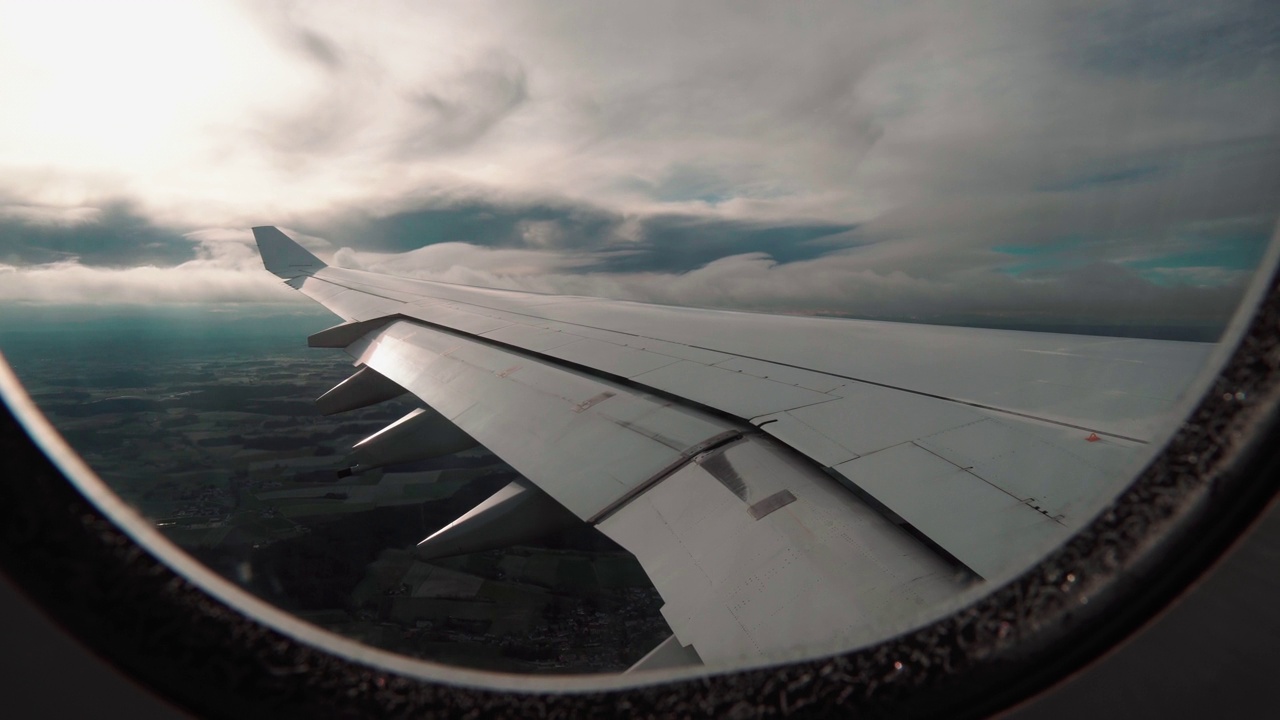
left=252, top=226, right=1212, bottom=666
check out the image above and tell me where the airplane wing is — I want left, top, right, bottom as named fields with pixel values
left=252, top=226, right=1213, bottom=668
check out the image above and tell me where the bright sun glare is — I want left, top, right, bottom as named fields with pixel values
left=0, top=2, right=306, bottom=191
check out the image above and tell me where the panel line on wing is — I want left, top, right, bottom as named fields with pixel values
left=338, top=310, right=779, bottom=432
left=673, top=345, right=1153, bottom=444
left=308, top=276, right=420, bottom=305
left=312, top=270, right=1153, bottom=443
left=908, top=440, right=1064, bottom=525
left=585, top=430, right=745, bottom=525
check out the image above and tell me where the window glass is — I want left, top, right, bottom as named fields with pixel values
left=1, top=1, right=1277, bottom=679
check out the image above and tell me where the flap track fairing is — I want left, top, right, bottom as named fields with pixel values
left=315, top=366, right=407, bottom=415
left=339, top=406, right=477, bottom=476
left=414, top=478, right=583, bottom=561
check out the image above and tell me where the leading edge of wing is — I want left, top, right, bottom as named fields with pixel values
left=252, top=228, right=1211, bottom=445
left=252, top=226, right=327, bottom=279
left=250, top=226, right=1197, bottom=664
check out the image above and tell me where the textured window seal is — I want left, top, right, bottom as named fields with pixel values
left=1, top=268, right=1278, bottom=718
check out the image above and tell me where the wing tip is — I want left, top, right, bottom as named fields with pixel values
left=252, top=226, right=327, bottom=278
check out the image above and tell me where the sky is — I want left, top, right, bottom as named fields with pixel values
left=1, top=1, right=1278, bottom=331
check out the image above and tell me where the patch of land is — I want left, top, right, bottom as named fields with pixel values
left=3, top=322, right=671, bottom=673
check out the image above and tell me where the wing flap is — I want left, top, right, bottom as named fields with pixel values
left=598, top=435, right=974, bottom=665
left=308, top=318, right=399, bottom=348
left=345, top=319, right=740, bottom=520
left=832, top=443, right=1066, bottom=581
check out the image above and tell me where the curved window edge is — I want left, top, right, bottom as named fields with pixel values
left=2, top=255, right=1280, bottom=716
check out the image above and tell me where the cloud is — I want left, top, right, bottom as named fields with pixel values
left=0, top=222, right=302, bottom=305
left=333, top=237, right=1255, bottom=334
left=2, top=2, right=1275, bottom=229
left=294, top=28, right=346, bottom=72
left=312, top=199, right=854, bottom=272
left=335, top=241, right=594, bottom=279
left=0, top=1, right=1275, bottom=334
left=0, top=203, right=101, bottom=227
left=0, top=257, right=295, bottom=306
left=1069, top=0, right=1280, bottom=77
left=0, top=201, right=197, bottom=267
left=400, top=51, right=530, bottom=155
left=0, top=262, right=292, bottom=305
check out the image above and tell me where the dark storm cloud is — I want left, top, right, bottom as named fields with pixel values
left=1073, top=0, right=1280, bottom=77
left=321, top=202, right=614, bottom=252
left=615, top=162, right=826, bottom=206
left=1039, top=165, right=1165, bottom=192
left=318, top=200, right=853, bottom=274
left=588, top=216, right=855, bottom=273
left=0, top=202, right=196, bottom=267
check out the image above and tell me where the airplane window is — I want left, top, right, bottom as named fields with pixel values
left=1, top=0, right=1278, bottom=707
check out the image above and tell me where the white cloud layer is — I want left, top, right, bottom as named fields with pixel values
left=0, top=229, right=294, bottom=304
left=1, top=236, right=1248, bottom=332
left=329, top=241, right=1250, bottom=328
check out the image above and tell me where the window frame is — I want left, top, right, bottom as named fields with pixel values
left=1, top=264, right=1278, bottom=718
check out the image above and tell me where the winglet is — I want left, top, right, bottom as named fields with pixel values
left=252, top=226, right=326, bottom=278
